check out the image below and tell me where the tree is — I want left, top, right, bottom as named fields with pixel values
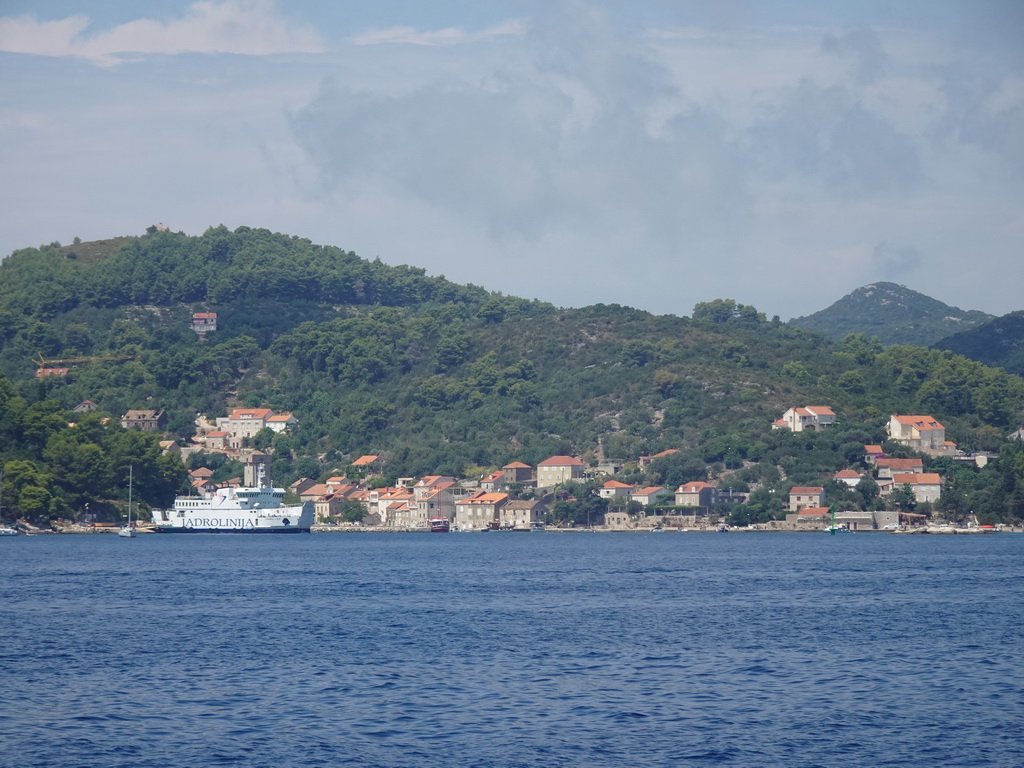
left=889, top=484, right=917, bottom=512
left=340, top=498, right=367, bottom=523
left=855, top=476, right=880, bottom=510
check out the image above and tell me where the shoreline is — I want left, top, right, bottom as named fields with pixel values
left=9, top=522, right=1021, bottom=535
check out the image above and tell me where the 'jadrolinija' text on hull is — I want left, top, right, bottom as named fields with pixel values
left=153, top=484, right=314, bottom=533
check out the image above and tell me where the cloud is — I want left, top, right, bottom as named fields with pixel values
left=821, top=27, right=888, bottom=84
left=0, top=0, right=323, bottom=66
left=351, top=19, right=526, bottom=47
left=872, top=242, right=923, bottom=278
left=283, top=4, right=1024, bottom=318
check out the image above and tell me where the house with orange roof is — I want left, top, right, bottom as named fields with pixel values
left=889, top=473, right=942, bottom=503
left=298, top=483, right=329, bottom=503
left=887, top=415, right=954, bottom=455
left=786, top=506, right=831, bottom=527
left=388, top=499, right=419, bottom=528
left=351, top=454, right=382, bottom=468
left=598, top=481, right=635, bottom=500
left=864, top=444, right=886, bottom=463
left=675, top=481, right=715, bottom=510
left=191, top=312, right=217, bottom=334
left=413, top=476, right=457, bottom=499
left=414, top=487, right=457, bottom=526
left=455, top=491, right=509, bottom=530
left=772, top=406, right=836, bottom=432
left=536, top=456, right=585, bottom=487
left=289, top=477, right=319, bottom=496
left=875, top=457, right=924, bottom=480
left=789, top=486, right=825, bottom=512
left=638, top=449, right=680, bottom=469
left=315, top=493, right=348, bottom=524
left=500, top=499, right=548, bottom=529
left=191, top=477, right=218, bottom=496
left=214, top=408, right=274, bottom=448
left=833, top=469, right=862, bottom=488
left=480, top=471, right=506, bottom=492
left=204, top=430, right=229, bottom=450
left=632, top=486, right=670, bottom=506
left=266, top=412, right=297, bottom=433
left=365, top=487, right=414, bottom=525
left=502, top=461, right=533, bottom=484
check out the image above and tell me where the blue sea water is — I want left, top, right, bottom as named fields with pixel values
left=1, top=531, right=1022, bottom=768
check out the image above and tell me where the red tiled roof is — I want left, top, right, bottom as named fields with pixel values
left=790, top=486, right=823, bottom=494
left=892, top=414, right=944, bottom=429
left=876, top=458, right=923, bottom=469
left=635, top=486, right=665, bottom=496
left=227, top=408, right=272, bottom=419
left=456, top=492, right=508, bottom=505
left=538, top=456, right=585, bottom=467
left=677, top=481, right=714, bottom=493
left=798, top=507, right=830, bottom=516
left=892, top=473, right=941, bottom=485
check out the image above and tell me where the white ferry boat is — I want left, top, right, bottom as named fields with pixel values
left=153, top=467, right=314, bottom=534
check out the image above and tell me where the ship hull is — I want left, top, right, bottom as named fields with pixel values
left=155, top=525, right=309, bottom=534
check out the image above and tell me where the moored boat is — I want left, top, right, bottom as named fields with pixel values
left=153, top=465, right=313, bottom=533
left=429, top=516, right=451, bottom=533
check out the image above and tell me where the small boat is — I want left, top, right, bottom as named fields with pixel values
left=823, top=524, right=850, bottom=533
left=119, top=466, right=137, bottom=538
left=429, top=516, right=451, bottom=533
left=529, top=521, right=546, bottom=532
left=651, top=525, right=664, bottom=532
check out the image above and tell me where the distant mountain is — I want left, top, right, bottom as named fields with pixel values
left=789, top=282, right=993, bottom=346
left=933, top=311, right=1024, bottom=376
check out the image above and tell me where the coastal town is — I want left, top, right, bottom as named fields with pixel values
left=37, top=401, right=1010, bottom=536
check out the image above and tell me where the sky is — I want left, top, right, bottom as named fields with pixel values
left=2, top=1, right=1022, bottom=321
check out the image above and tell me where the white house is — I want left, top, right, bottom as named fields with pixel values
left=772, top=406, right=836, bottom=432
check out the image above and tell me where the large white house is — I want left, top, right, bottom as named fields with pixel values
left=886, top=415, right=953, bottom=455
left=772, top=406, right=836, bottom=432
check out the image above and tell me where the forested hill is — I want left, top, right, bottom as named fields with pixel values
left=2, top=226, right=1024, bottom=523
left=933, top=311, right=1024, bottom=377
left=789, top=282, right=993, bottom=346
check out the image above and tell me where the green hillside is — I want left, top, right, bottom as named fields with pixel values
left=789, top=282, right=993, bottom=346
left=3, top=227, right=1024, bottom=525
left=933, top=311, right=1024, bottom=377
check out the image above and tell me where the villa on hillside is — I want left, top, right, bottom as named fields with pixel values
left=213, top=408, right=297, bottom=449
left=121, top=409, right=166, bottom=432
left=772, top=406, right=836, bottom=432
left=889, top=472, right=943, bottom=503
left=887, top=414, right=956, bottom=456
left=598, top=481, right=635, bottom=500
